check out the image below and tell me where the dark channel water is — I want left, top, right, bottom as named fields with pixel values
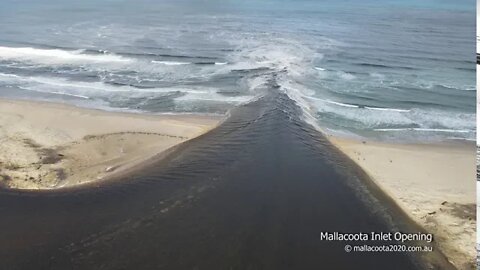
left=0, top=85, right=453, bottom=269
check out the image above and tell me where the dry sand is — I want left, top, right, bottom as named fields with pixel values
left=0, top=99, right=222, bottom=189
left=329, top=137, right=476, bottom=270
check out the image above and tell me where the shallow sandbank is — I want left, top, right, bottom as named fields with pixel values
left=0, top=99, right=222, bottom=189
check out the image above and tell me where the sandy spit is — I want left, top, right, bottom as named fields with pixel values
left=0, top=99, right=222, bottom=189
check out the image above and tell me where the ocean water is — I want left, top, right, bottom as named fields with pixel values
left=0, top=0, right=475, bottom=141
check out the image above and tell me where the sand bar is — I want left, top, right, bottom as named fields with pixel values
left=329, top=137, right=476, bottom=270
left=0, top=99, right=222, bottom=189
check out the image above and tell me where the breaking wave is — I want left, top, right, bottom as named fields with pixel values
left=0, top=36, right=475, bottom=141
left=0, top=46, right=131, bottom=64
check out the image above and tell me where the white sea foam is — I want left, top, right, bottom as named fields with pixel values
left=245, top=75, right=270, bottom=92
left=229, top=37, right=320, bottom=76
left=175, top=92, right=253, bottom=104
left=0, top=73, right=210, bottom=97
left=17, top=86, right=90, bottom=99
left=0, top=73, right=21, bottom=79
left=152, top=60, right=191, bottom=65
left=369, top=72, right=385, bottom=79
left=304, top=95, right=412, bottom=113
left=299, top=90, right=475, bottom=133
left=364, top=106, right=410, bottom=112
left=337, top=71, right=356, bottom=80
left=304, top=96, right=359, bottom=108
left=0, top=46, right=131, bottom=64
left=374, top=128, right=472, bottom=133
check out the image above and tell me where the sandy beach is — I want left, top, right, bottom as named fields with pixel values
left=330, top=137, right=476, bottom=270
left=0, top=99, right=222, bottom=189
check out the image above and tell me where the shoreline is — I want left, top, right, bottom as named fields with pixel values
left=328, top=136, right=476, bottom=270
left=0, top=98, right=223, bottom=189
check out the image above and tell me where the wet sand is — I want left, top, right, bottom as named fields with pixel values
left=0, top=99, right=221, bottom=189
left=330, top=138, right=476, bottom=270
left=0, top=91, right=454, bottom=270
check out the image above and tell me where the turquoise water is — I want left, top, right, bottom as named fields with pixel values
left=0, top=0, right=475, bottom=141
